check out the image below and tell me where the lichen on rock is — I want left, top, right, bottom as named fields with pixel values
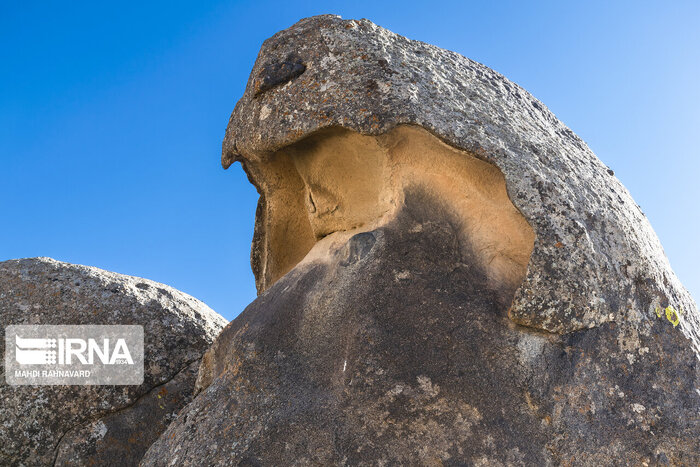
left=143, top=15, right=699, bottom=466
left=223, top=14, right=699, bottom=342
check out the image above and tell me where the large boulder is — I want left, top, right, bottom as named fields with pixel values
left=0, top=257, right=227, bottom=466
left=144, top=15, right=699, bottom=465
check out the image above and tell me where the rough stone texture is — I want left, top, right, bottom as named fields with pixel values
left=145, top=193, right=700, bottom=465
left=143, top=15, right=699, bottom=466
left=0, top=257, right=227, bottom=466
left=222, top=14, right=699, bottom=341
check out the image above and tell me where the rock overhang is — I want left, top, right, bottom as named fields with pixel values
left=240, top=124, right=536, bottom=307
left=221, top=14, right=699, bottom=347
left=139, top=15, right=700, bottom=465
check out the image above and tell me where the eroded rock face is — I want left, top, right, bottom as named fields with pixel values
left=146, top=188, right=699, bottom=465
left=223, top=15, right=699, bottom=339
left=252, top=125, right=534, bottom=303
left=144, top=15, right=699, bottom=466
left=0, top=257, right=227, bottom=466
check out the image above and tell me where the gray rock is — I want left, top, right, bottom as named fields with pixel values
left=222, top=14, right=699, bottom=340
left=143, top=15, right=699, bottom=466
left=0, top=257, right=227, bottom=466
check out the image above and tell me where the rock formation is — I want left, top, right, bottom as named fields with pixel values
left=142, top=15, right=700, bottom=465
left=0, top=257, right=227, bottom=466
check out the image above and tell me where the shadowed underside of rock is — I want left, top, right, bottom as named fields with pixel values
left=143, top=14, right=699, bottom=466
left=0, top=258, right=227, bottom=466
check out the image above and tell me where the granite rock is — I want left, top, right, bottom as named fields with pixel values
left=143, top=15, right=699, bottom=465
left=222, top=15, right=699, bottom=339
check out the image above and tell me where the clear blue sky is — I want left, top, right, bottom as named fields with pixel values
left=2, top=1, right=698, bottom=321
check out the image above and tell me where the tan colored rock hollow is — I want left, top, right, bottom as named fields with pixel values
left=251, top=125, right=535, bottom=298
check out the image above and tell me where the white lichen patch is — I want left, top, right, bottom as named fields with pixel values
left=417, top=375, right=439, bottom=398
left=394, top=270, right=411, bottom=282
left=517, top=333, right=546, bottom=367
left=90, top=420, right=108, bottom=440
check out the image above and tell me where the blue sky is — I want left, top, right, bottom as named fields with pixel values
left=2, top=1, right=698, bottom=321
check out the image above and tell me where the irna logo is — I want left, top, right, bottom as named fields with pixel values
left=5, top=325, right=144, bottom=386
left=15, top=335, right=134, bottom=365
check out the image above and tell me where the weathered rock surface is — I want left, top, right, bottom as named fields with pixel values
left=222, top=15, right=699, bottom=338
left=144, top=15, right=699, bottom=466
left=0, top=257, right=227, bottom=466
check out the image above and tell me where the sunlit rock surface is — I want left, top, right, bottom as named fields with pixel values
left=143, top=15, right=699, bottom=466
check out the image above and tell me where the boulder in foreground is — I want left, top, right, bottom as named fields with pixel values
left=144, top=15, right=699, bottom=466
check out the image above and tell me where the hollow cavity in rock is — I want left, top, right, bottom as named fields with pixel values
left=248, top=125, right=535, bottom=299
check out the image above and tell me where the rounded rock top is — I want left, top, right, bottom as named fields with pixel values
left=222, top=15, right=698, bottom=347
